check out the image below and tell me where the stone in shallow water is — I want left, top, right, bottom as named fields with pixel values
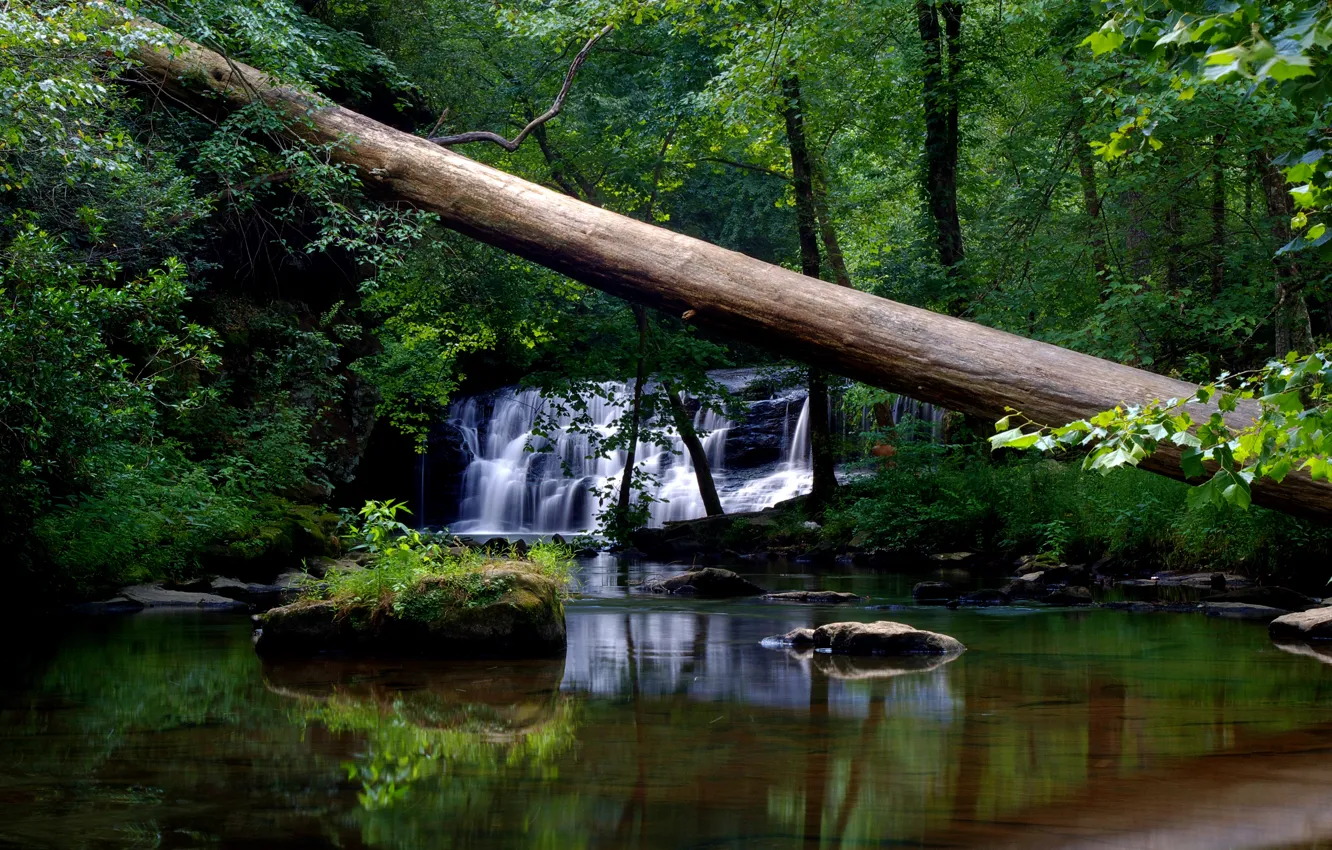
left=911, top=581, right=953, bottom=603
left=1200, top=602, right=1289, bottom=621
left=1269, top=607, right=1332, bottom=641
left=1044, top=586, right=1093, bottom=606
left=761, top=591, right=862, bottom=604
left=120, top=583, right=246, bottom=610
left=1203, top=586, right=1321, bottom=612
left=763, top=620, right=964, bottom=656
left=641, top=568, right=765, bottom=598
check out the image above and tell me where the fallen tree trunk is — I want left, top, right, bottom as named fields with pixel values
left=129, top=21, right=1332, bottom=520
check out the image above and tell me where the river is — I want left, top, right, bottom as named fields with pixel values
left=4, top=557, right=1332, bottom=848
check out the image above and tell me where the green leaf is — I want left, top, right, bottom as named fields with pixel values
left=1180, top=447, right=1206, bottom=479
left=1259, top=55, right=1315, bottom=81
left=1084, top=25, right=1126, bottom=56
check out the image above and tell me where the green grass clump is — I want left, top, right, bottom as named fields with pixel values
left=299, top=499, right=574, bottom=618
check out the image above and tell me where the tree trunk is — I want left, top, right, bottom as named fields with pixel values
left=917, top=0, right=965, bottom=281
left=127, top=20, right=1332, bottom=520
left=812, top=161, right=852, bottom=288
left=1074, top=123, right=1109, bottom=288
left=1259, top=151, right=1314, bottom=357
left=616, top=305, right=649, bottom=517
left=783, top=73, right=839, bottom=507
left=664, top=383, right=723, bottom=516
left=1211, top=135, right=1226, bottom=298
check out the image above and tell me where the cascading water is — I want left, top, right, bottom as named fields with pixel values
left=427, top=371, right=946, bottom=536
left=440, top=375, right=814, bottom=535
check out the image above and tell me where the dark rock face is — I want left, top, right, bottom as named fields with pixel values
left=724, top=397, right=801, bottom=469
left=1003, top=573, right=1047, bottom=600
left=255, top=567, right=567, bottom=657
left=1203, top=586, right=1321, bottom=612
left=642, top=568, right=766, bottom=598
left=766, top=621, right=965, bottom=656
left=912, top=581, right=954, bottom=603
left=1269, top=607, right=1332, bottom=641
left=762, top=591, right=862, bottom=604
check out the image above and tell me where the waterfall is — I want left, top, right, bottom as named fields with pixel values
left=441, top=378, right=814, bottom=535
left=889, top=395, right=947, bottom=441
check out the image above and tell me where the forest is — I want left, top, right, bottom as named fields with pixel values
left=7, top=0, right=1332, bottom=600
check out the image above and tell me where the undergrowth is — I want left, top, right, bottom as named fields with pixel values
left=821, top=442, right=1332, bottom=581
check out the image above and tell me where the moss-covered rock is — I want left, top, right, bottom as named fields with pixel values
left=254, top=564, right=566, bottom=657
left=203, top=501, right=342, bottom=580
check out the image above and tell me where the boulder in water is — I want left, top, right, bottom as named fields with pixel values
left=951, top=589, right=1010, bottom=607
left=1043, top=586, right=1093, bottom=606
left=1199, top=602, right=1289, bottom=621
left=912, top=581, right=954, bottom=603
left=642, top=568, right=765, bottom=598
left=120, top=583, right=247, bottom=611
left=1203, top=586, right=1321, bottom=612
left=1269, top=607, right=1332, bottom=641
left=764, top=621, right=964, bottom=656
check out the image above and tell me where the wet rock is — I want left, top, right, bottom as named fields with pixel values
left=1003, top=573, right=1047, bottom=600
left=120, top=583, right=247, bottom=611
left=1152, top=571, right=1253, bottom=589
left=952, top=589, right=1010, bottom=607
left=255, top=566, right=566, bottom=657
left=911, top=581, right=954, bottom=604
left=208, top=576, right=286, bottom=608
left=1269, top=607, right=1332, bottom=641
left=762, top=591, right=862, bottom=604
left=1211, top=572, right=1227, bottom=591
left=574, top=547, right=599, bottom=558
left=641, top=568, right=765, bottom=598
left=1044, top=586, right=1093, bottom=606
left=930, top=551, right=976, bottom=563
left=1039, top=564, right=1090, bottom=586
left=70, top=596, right=145, bottom=615
left=551, top=534, right=566, bottom=547
left=481, top=536, right=511, bottom=553
left=512, top=539, right=529, bottom=557
left=763, top=621, right=964, bottom=656
left=814, top=621, right=966, bottom=656
left=1199, top=602, right=1289, bottom=621
left=1202, top=586, right=1321, bottom=612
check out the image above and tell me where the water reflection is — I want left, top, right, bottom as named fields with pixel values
left=3, top=594, right=1332, bottom=848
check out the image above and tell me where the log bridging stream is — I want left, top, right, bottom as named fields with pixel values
left=128, top=18, right=1332, bottom=520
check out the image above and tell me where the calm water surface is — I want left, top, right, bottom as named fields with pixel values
left=5, top=558, right=1332, bottom=849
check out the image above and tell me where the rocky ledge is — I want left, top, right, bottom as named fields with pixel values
left=255, top=565, right=566, bottom=658
left=765, top=620, right=965, bottom=656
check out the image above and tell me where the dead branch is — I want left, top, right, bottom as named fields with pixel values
left=428, top=23, right=613, bottom=152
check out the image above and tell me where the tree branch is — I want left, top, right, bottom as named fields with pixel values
left=428, top=23, right=613, bottom=152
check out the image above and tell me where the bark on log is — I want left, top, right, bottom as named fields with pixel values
left=128, top=21, right=1332, bottom=521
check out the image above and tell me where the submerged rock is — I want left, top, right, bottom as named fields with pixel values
left=641, top=568, right=765, bottom=598
left=762, top=590, right=862, bottom=604
left=911, top=581, right=954, bottom=603
left=254, top=566, right=566, bottom=657
left=763, top=620, right=964, bottom=656
left=1269, top=607, right=1332, bottom=641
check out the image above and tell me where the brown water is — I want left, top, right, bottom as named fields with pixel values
left=4, top=558, right=1332, bottom=849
